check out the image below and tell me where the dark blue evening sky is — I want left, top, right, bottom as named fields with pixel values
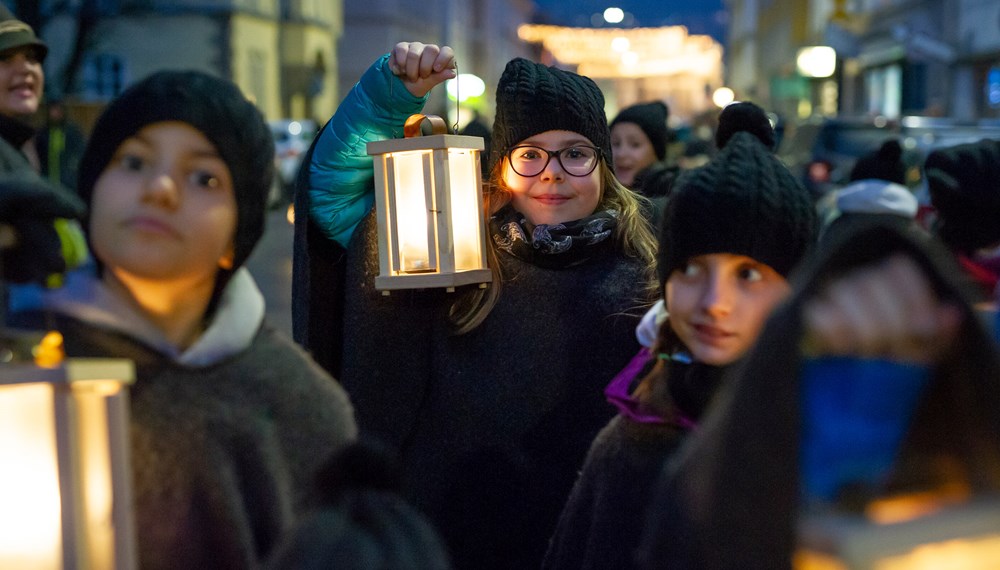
left=531, top=0, right=728, bottom=43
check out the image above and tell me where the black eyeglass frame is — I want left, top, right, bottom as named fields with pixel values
left=505, top=144, right=603, bottom=178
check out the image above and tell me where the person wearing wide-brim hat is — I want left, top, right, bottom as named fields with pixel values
left=0, top=6, right=48, bottom=172
left=0, top=9, right=88, bottom=311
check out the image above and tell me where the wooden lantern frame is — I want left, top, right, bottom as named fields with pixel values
left=0, top=356, right=137, bottom=569
left=366, top=114, right=492, bottom=292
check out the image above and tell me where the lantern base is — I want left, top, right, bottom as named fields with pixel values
left=795, top=497, right=1000, bottom=569
left=375, top=269, right=492, bottom=291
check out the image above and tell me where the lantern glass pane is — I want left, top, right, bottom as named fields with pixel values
left=447, top=149, right=483, bottom=271
left=392, top=151, right=434, bottom=273
left=77, top=382, right=121, bottom=569
left=0, top=383, right=62, bottom=569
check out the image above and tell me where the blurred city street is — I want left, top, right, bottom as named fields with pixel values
left=246, top=207, right=295, bottom=338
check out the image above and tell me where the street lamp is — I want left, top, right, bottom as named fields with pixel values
left=603, top=7, right=624, bottom=24
left=797, top=46, right=837, bottom=78
left=796, top=46, right=839, bottom=117
left=713, top=87, right=736, bottom=108
left=0, top=332, right=137, bottom=569
left=367, top=114, right=492, bottom=292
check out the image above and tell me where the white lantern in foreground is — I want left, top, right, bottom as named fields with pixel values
left=367, top=114, right=492, bottom=292
left=0, top=334, right=136, bottom=570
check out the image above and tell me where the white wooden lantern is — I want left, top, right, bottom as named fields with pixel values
left=0, top=333, right=137, bottom=570
left=367, top=114, right=492, bottom=291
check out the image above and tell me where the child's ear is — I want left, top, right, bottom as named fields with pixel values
left=218, top=245, right=235, bottom=270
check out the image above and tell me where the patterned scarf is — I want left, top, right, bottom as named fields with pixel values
left=489, top=204, right=618, bottom=268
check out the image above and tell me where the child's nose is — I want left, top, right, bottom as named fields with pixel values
left=539, top=154, right=566, bottom=181
left=700, top=275, right=734, bottom=316
left=143, top=173, right=180, bottom=207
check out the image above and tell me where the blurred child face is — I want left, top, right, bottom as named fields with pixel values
left=502, top=130, right=602, bottom=227
left=0, top=46, right=44, bottom=118
left=611, top=122, right=657, bottom=187
left=89, top=121, right=236, bottom=290
left=666, top=253, right=790, bottom=366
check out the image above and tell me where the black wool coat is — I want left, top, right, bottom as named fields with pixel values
left=543, top=415, right=685, bottom=570
left=543, top=358, right=734, bottom=570
left=338, top=210, right=653, bottom=570
left=0, top=113, right=39, bottom=177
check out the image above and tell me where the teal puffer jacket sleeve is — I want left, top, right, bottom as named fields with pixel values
left=308, top=53, right=429, bottom=247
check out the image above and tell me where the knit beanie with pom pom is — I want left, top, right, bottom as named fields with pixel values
left=714, top=101, right=775, bottom=152
left=657, top=108, right=817, bottom=288
left=263, top=440, right=451, bottom=570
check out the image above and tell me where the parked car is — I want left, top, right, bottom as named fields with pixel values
left=777, top=115, right=1000, bottom=199
left=268, top=119, right=319, bottom=206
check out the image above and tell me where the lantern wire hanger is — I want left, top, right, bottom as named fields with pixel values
left=451, top=62, right=460, bottom=133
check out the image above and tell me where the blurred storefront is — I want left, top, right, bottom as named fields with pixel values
left=37, top=1, right=342, bottom=126
left=517, top=23, right=724, bottom=123
left=724, top=0, right=1000, bottom=120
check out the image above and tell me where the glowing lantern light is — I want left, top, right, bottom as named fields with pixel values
left=0, top=332, right=136, bottom=569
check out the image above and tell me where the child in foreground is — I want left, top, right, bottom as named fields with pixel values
left=10, top=70, right=357, bottom=568
left=294, top=41, right=658, bottom=569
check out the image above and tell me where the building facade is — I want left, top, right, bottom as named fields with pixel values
left=724, top=0, right=1000, bottom=120
left=32, top=0, right=343, bottom=125
left=338, top=0, right=535, bottom=128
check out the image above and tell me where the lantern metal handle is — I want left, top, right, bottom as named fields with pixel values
left=404, top=114, right=449, bottom=138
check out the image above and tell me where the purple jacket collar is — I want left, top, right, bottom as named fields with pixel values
left=604, top=347, right=697, bottom=428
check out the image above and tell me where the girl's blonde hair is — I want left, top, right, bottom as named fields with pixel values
left=448, top=156, right=659, bottom=334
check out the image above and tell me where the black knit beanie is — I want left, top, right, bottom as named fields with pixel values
left=714, top=101, right=775, bottom=151
left=611, top=101, right=670, bottom=160
left=264, top=440, right=451, bottom=570
left=849, top=139, right=906, bottom=184
left=657, top=128, right=817, bottom=288
left=490, top=58, right=611, bottom=173
left=925, top=138, right=1000, bottom=253
left=78, top=70, right=274, bottom=279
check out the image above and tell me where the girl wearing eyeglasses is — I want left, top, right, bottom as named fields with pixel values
left=293, top=42, right=657, bottom=569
